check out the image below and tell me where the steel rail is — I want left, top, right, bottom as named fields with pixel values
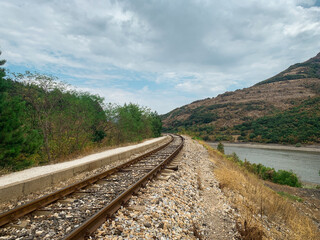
left=0, top=135, right=174, bottom=227
left=63, top=135, right=184, bottom=240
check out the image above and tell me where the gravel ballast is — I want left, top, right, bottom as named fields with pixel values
left=0, top=136, right=239, bottom=239
left=93, top=136, right=239, bottom=239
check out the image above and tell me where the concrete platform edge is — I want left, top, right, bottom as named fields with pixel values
left=0, top=136, right=170, bottom=202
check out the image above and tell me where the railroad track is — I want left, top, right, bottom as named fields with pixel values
left=0, top=134, right=184, bottom=240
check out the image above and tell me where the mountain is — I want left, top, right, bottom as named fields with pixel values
left=161, top=52, right=320, bottom=143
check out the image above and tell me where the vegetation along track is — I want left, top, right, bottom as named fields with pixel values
left=0, top=134, right=184, bottom=240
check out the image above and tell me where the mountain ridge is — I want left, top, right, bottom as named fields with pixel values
left=161, top=52, right=320, bottom=143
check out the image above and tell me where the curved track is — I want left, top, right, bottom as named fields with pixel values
left=0, top=134, right=183, bottom=240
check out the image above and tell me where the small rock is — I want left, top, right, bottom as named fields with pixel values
left=144, top=222, right=151, bottom=228
left=158, top=222, right=164, bottom=229
left=116, top=225, right=124, bottom=232
left=35, top=230, right=43, bottom=236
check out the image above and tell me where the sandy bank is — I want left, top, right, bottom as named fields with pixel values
left=209, top=142, right=320, bottom=153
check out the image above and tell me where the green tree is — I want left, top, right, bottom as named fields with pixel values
left=150, top=111, right=162, bottom=137
left=116, top=103, right=145, bottom=142
left=14, top=72, right=109, bottom=161
left=51, top=91, right=107, bottom=157
left=0, top=55, right=41, bottom=170
left=113, top=103, right=162, bottom=143
left=2, top=65, right=162, bottom=170
left=15, top=72, right=66, bottom=162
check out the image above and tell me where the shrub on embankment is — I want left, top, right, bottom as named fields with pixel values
left=0, top=69, right=162, bottom=171
left=200, top=140, right=318, bottom=240
left=226, top=152, right=302, bottom=187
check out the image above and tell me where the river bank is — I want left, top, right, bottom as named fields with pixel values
left=209, top=141, right=320, bottom=184
left=209, top=142, right=320, bottom=153
left=203, top=141, right=320, bottom=239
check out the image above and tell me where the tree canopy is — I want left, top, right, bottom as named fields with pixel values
left=0, top=69, right=162, bottom=171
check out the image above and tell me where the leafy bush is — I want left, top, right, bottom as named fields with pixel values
left=227, top=153, right=302, bottom=187
left=273, top=170, right=302, bottom=187
left=192, top=136, right=203, bottom=141
left=217, top=142, right=224, bottom=154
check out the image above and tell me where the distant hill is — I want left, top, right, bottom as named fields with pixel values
left=256, top=52, right=320, bottom=85
left=161, top=52, right=320, bottom=144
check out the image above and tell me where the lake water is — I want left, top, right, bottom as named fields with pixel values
left=208, top=143, right=320, bottom=184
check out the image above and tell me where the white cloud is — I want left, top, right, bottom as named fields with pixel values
left=0, top=0, right=320, bottom=113
left=76, top=84, right=188, bottom=114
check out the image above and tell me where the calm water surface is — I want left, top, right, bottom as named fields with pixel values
left=208, top=143, right=320, bottom=184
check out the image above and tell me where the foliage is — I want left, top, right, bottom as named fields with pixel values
left=0, top=69, right=162, bottom=171
left=149, top=111, right=162, bottom=137
left=217, top=142, right=224, bottom=154
left=191, top=136, right=203, bottom=141
left=162, top=101, right=273, bottom=143
left=0, top=54, right=42, bottom=170
left=184, top=111, right=218, bottom=126
left=162, top=104, right=219, bottom=133
left=113, top=103, right=162, bottom=143
left=234, top=97, right=320, bottom=144
left=273, top=170, right=302, bottom=187
left=277, top=191, right=303, bottom=202
left=227, top=153, right=302, bottom=187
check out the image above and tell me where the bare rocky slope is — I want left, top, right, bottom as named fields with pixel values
left=162, top=52, right=320, bottom=143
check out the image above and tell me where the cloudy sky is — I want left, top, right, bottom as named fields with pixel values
left=1, top=0, right=320, bottom=113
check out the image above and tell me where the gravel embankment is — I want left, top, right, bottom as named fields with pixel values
left=93, top=136, right=239, bottom=239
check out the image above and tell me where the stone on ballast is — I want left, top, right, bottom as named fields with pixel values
left=144, top=222, right=151, bottom=228
left=91, top=136, right=238, bottom=240
left=127, top=205, right=145, bottom=212
left=35, top=230, right=43, bottom=236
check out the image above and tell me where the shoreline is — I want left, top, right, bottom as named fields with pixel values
left=208, top=142, right=320, bottom=153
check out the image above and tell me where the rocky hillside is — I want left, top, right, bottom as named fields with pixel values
left=162, top=52, right=320, bottom=143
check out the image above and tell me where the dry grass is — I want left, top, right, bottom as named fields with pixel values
left=55, top=138, right=150, bottom=163
left=199, top=141, right=319, bottom=240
